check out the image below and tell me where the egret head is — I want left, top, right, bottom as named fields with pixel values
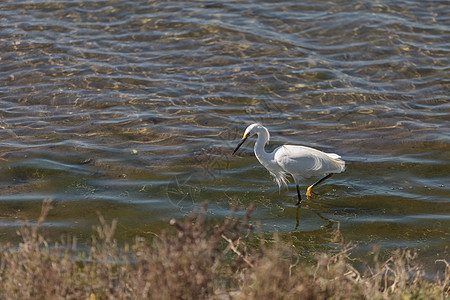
left=232, top=123, right=269, bottom=155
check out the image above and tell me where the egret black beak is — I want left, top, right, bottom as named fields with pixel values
left=232, top=135, right=248, bottom=155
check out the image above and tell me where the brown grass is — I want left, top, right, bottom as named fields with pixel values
left=0, top=199, right=448, bottom=299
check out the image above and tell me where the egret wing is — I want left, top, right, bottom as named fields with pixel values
left=274, top=145, right=345, bottom=178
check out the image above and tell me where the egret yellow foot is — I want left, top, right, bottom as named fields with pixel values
left=306, top=186, right=317, bottom=199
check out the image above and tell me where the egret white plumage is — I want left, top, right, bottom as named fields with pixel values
left=232, top=123, right=345, bottom=205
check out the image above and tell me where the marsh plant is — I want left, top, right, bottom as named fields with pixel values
left=0, top=200, right=448, bottom=299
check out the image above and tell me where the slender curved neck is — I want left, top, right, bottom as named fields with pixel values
left=254, top=130, right=272, bottom=163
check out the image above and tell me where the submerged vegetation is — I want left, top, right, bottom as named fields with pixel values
left=0, top=200, right=448, bottom=299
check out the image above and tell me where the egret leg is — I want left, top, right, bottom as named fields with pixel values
left=306, top=173, right=333, bottom=199
left=295, top=184, right=302, bottom=206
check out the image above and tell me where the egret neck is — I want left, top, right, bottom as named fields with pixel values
left=253, top=127, right=273, bottom=169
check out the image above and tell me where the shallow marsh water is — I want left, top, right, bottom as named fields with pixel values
left=0, top=0, right=449, bottom=276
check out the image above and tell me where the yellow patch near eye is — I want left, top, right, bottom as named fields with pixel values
left=243, top=133, right=249, bottom=139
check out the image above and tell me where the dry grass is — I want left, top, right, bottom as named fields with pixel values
left=0, top=200, right=448, bottom=299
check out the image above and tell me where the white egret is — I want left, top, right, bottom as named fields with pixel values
left=232, top=123, right=345, bottom=205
